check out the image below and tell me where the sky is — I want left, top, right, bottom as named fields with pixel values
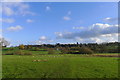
left=0, top=2, right=118, bottom=46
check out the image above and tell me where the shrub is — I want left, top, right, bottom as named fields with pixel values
left=31, top=47, right=40, bottom=51
left=14, top=50, right=24, bottom=55
left=68, top=47, right=81, bottom=54
left=78, top=47, right=94, bottom=54
left=8, top=47, right=14, bottom=50
left=60, top=47, right=94, bottom=54
left=30, top=47, right=35, bottom=51
left=70, top=47, right=80, bottom=50
left=5, top=51, right=14, bottom=55
left=24, top=52, right=32, bottom=55
left=34, top=47, right=40, bottom=51
left=60, top=47, right=70, bottom=54
left=47, top=48, right=56, bottom=54
left=27, top=45, right=32, bottom=50
left=14, top=50, right=32, bottom=55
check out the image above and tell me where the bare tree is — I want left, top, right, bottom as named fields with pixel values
left=0, top=38, right=10, bottom=47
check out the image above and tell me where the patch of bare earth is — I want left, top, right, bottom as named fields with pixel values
left=91, top=54, right=120, bottom=57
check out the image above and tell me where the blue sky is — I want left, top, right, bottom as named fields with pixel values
left=1, top=2, right=118, bottom=46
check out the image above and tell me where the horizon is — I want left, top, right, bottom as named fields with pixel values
left=6, top=41, right=119, bottom=47
left=1, top=2, right=118, bottom=46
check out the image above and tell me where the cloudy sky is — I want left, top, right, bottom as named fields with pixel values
left=1, top=2, right=118, bottom=46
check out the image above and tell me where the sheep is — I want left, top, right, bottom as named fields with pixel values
left=37, top=60, right=41, bottom=62
left=32, top=59, right=48, bottom=62
left=32, top=60, right=37, bottom=62
left=43, top=59, right=47, bottom=62
left=32, top=60, right=40, bottom=62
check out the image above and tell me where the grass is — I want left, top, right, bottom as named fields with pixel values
left=2, top=54, right=119, bottom=78
left=2, top=49, right=48, bottom=55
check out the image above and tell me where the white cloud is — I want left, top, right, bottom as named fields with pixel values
left=63, top=11, right=72, bottom=21
left=73, top=26, right=84, bottom=29
left=46, top=6, right=51, bottom=11
left=55, top=23, right=118, bottom=43
left=0, top=18, right=15, bottom=23
left=103, top=17, right=118, bottom=23
left=74, top=37, right=83, bottom=42
left=2, top=2, right=35, bottom=16
left=26, top=19, right=34, bottom=23
left=55, top=32, right=63, bottom=37
left=3, top=6, right=14, bottom=16
left=74, top=34, right=118, bottom=43
left=7, top=25, right=23, bottom=31
left=35, top=40, right=43, bottom=45
left=63, top=16, right=71, bottom=21
left=90, top=37, right=103, bottom=43
left=101, top=34, right=112, bottom=37
left=74, top=37, right=103, bottom=43
left=40, top=36, right=47, bottom=41
left=35, top=36, right=53, bottom=45
left=104, top=17, right=111, bottom=20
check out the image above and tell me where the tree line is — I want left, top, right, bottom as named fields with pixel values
left=19, top=42, right=119, bottom=53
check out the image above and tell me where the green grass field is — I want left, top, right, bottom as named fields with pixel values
left=2, top=54, right=119, bottom=78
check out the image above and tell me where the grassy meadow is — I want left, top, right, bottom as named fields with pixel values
left=2, top=50, right=119, bottom=78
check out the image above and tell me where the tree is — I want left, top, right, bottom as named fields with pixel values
left=78, top=47, right=94, bottom=54
left=19, top=44, right=25, bottom=50
left=0, top=37, right=10, bottom=47
left=27, top=45, right=32, bottom=50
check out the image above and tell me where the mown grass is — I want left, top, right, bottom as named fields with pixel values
left=2, top=54, right=119, bottom=78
